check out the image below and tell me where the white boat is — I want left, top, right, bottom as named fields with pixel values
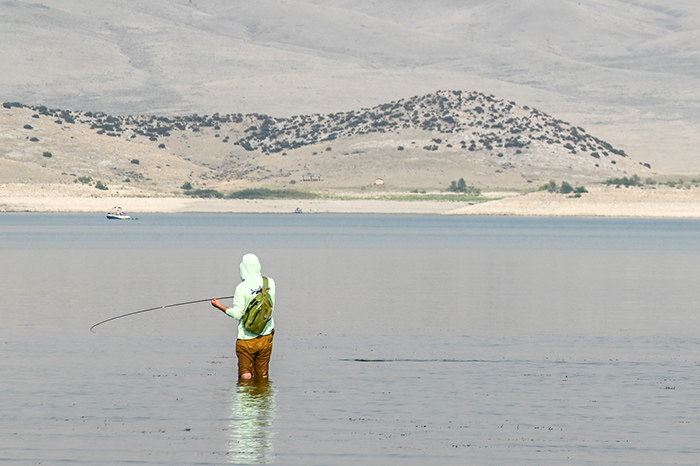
left=106, top=207, right=131, bottom=220
left=106, top=213, right=130, bottom=220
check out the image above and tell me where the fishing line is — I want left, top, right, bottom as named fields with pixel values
left=89, top=295, right=234, bottom=333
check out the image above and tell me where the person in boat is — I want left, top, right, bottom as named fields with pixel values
left=211, top=253, right=276, bottom=380
left=109, top=206, right=125, bottom=216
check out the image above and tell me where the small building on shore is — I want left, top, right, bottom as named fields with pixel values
left=302, top=173, right=322, bottom=182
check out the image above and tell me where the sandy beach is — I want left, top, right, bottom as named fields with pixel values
left=0, top=194, right=470, bottom=215
left=3, top=183, right=700, bottom=217
left=447, top=186, right=700, bottom=218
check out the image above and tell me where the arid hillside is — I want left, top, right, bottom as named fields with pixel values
left=1, top=91, right=654, bottom=194
left=2, top=0, right=700, bottom=173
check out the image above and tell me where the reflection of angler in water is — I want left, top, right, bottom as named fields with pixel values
left=227, top=379, right=276, bottom=464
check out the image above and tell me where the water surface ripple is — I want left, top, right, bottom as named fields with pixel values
left=2, top=214, right=699, bottom=465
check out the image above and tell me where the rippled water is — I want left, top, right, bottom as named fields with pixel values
left=2, top=214, right=699, bottom=464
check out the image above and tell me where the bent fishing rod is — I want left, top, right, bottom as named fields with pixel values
left=89, top=295, right=234, bottom=333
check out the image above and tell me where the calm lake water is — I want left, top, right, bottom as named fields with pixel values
left=2, top=213, right=700, bottom=465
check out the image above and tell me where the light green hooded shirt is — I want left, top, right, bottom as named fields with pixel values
left=224, top=253, right=276, bottom=340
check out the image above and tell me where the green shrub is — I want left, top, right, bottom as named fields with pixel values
left=604, top=175, right=641, bottom=187
left=447, top=178, right=466, bottom=192
left=43, top=151, right=52, bottom=158
left=446, top=178, right=481, bottom=195
left=559, top=181, right=574, bottom=194
left=95, top=181, right=108, bottom=190
left=239, top=141, right=255, bottom=151
left=225, top=188, right=318, bottom=200
left=130, top=159, right=140, bottom=165
left=76, top=176, right=92, bottom=185
left=541, top=180, right=558, bottom=193
left=186, top=189, right=224, bottom=198
left=181, top=182, right=193, bottom=190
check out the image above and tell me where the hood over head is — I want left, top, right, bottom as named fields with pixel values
left=239, top=253, right=262, bottom=281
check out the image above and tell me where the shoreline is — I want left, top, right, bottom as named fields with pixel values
left=0, top=196, right=472, bottom=215
left=4, top=184, right=700, bottom=217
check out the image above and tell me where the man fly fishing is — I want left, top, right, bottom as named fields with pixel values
left=211, top=253, right=276, bottom=380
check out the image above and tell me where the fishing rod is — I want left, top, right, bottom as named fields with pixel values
left=89, top=295, right=234, bottom=333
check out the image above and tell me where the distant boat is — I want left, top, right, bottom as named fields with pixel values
left=106, top=207, right=133, bottom=220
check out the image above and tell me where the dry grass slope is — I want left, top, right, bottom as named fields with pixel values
left=3, top=0, right=700, bottom=175
left=1, top=91, right=655, bottom=194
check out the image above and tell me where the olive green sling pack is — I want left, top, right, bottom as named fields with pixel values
left=241, top=276, right=273, bottom=334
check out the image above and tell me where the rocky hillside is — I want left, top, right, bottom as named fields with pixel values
left=1, top=91, right=653, bottom=193
left=236, top=90, right=633, bottom=158
left=3, top=1, right=700, bottom=174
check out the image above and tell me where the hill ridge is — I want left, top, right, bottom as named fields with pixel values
left=1, top=90, right=652, bottom=191
left=235, top=90, right=632, bottom=161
